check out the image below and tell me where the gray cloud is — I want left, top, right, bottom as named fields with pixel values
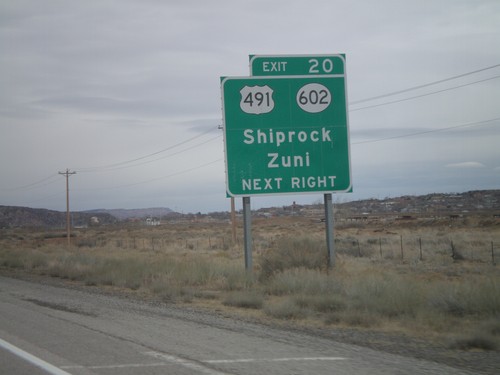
left=445, top=162, right=486, bottom=169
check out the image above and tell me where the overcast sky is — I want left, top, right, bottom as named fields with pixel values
left=1, top=0, right=499, bottom=213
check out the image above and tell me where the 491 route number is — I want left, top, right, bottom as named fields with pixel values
left=239, top=85, right=275, bottom=114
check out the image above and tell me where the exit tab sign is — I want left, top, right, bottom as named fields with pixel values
left=250, top=54, right=345, bottom=76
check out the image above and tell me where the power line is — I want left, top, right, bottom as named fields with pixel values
left=76, top=158, right=223, bottom=190
left=352, top=117, right=500, bottom=145
left=0, top=173, right=60, bottom=191
left=23, top=191, right=66, bottom=205
left=350, top=63, right=500, bottom=105
left=2, top=117, right=496, bottom=196
left=0, top=128, right=220, bottom=191
left=78, top=117, right=499, bottom=190
left=76, top=125, right=219, bottom=173
left=112, top=134, right=222, bottom=170
left=80, top=133, right=222, bottom=172
left=350, top=75, right=500, bottom=112
left=3, top=117, right=496, bottom=204
left=118, top=158, right=223, bottom=188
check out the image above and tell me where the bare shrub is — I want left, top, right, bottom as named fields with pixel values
left=0, top=249, right=26, bottom=269
left=259, top=237, right=327, bottom=280
left=223, top=291, right=264, bottom=309
left=263, top=298, right=309, bottom=320
left=337, top=310, right=380, bottom=328
left=265, top=267, right=341, bottom=296
left=428, top=277, right=500, bottom=316
left=346, top=272, right=425, bottom=318
left=294, top=294, right=346, bottom=313
left=219, top=265, right=255, bottom=291
left=76, top=239, right=97, bottom=248
left=449, top=335, right=498, bottom=351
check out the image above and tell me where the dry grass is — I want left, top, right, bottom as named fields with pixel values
left=1, top=216, right=499, bottom=350
left=223, top=291, right=264, bottom=309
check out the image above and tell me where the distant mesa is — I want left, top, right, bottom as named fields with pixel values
left=0, top=206, right=116, bottom=229
left=0, top=206, right=175, bottom=229
left=85, top=207, right=174, bottom=220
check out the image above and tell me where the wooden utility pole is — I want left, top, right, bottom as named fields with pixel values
left=59, top=169, right=76, bottom=247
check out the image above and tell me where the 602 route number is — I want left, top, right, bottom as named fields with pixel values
left=296, top=83, right=331, bottom=113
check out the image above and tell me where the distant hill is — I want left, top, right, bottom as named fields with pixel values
left=253, top=189, right=500, bottom=219
left=84, top=207, right=174, bottom=220
left=0, top=206, right=174, bottom=228
left=0, top=206, right=117, bottom=229
left=334, top=189, right=500, bottom=216
left=1, top=190, right=498, bottom=228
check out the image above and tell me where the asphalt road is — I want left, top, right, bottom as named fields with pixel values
left=0, top=275, right=476, bottom=375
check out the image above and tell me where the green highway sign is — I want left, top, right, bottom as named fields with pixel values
left=250, top=54, right=345, bottom=76
left=221, top=73, right=351, bottom=197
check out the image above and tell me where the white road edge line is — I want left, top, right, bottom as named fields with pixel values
left=206, top=356, right=347, bottom=363
left=144, top=351, right=231, bottom=375
left=0, top=337, right=72, bottom=375
left=61, top=362, right=168, bottom=370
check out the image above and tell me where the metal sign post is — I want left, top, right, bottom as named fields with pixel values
left=242, top=196, right=253, bottom=271
left=324, top=193, right=335, bottom=268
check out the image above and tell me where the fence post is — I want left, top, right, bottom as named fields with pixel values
left=492, top=242, right=496, bottom=265
left=379, top=237, right=382, bottom=258
left=400, top=235, right=404, bottom=260
left=419, top=237, right=423, bottom=261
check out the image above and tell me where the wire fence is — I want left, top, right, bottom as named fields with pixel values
left=335, top=235, right=498, bottom=265
left=3, top=228, right=498, bottom=266
left=71, top=233, right=499, bottom=265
